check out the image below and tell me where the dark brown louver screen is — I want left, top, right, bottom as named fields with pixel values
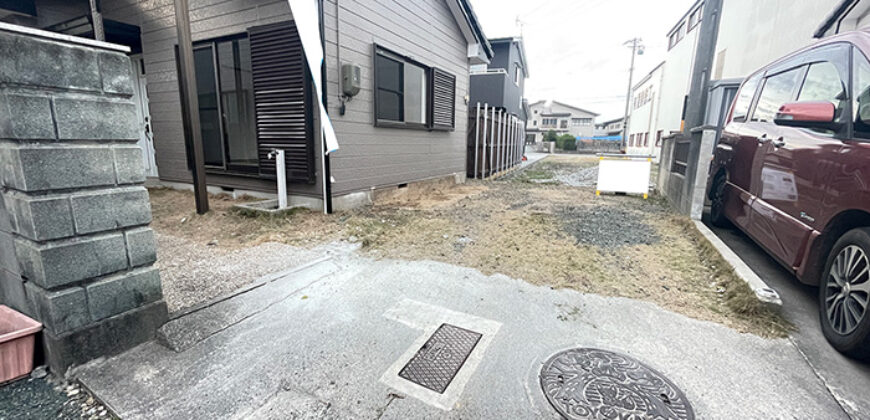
left=249, top=21, right=314, bottom=183
left=430, top=68, right=456, bottom=130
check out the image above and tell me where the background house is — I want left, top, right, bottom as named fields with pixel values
left=1, top=0, right=493, bottom=211
left=527, top=100, right=598, bottom=144
left=594, top=117, right=624, bottom=137
left=469, top=36, right=529, bottom=119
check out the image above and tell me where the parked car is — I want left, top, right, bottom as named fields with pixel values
left=708, top=30, right=870, bottom=359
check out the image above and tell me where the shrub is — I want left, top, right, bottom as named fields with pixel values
left=557, top=134, right=576, bottom=150
left=543, top=130, right=559, bottom=143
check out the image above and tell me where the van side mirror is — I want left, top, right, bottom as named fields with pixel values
left=774, top=101, right=840, bottom=130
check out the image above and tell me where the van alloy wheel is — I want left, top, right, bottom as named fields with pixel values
left=824, top=245, right=870, bottom=336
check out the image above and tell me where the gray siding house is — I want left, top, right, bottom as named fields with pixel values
left=469, top=37, right=528, bottom=119
left=1, top=0, right=492, bottom=210
left=527, top=100, right=599, bottom=143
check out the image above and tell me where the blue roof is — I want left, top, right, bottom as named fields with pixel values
left=577, top=136, right=622, bottom=141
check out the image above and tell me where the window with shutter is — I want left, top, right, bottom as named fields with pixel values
left=248, top=21, right=315, bottom=184
left=430, top=68, right=456, bottom=131
left=373, top=44, right=456, bottom=131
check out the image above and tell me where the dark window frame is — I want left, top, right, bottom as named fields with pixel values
left=191, top=32, right=260, bottom=175
left=373, top=44, right=431, bottom=131
left=668, top=23, right=686, bottom=50
left=688, top=5, right=703, bottom=31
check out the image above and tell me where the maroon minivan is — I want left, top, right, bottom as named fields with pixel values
left=709, top=30, right=870, bottom=358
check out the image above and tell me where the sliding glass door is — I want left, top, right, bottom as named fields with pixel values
left=193, top=36, right=257, bottom=171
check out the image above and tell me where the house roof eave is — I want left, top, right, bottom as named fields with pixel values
left=446, top=0, right=494, bottom=62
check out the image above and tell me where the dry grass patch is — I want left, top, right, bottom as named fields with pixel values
left=148, top=155, right=789, bottom=337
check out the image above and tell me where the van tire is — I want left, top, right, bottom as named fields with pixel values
left=819, top=228, right=870, bottom=359
left=709, top=174, right=730, bottom=228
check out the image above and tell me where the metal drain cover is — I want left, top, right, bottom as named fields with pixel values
left=540, top=348, right=694, bottom=420
left=399, top=324, right=482, bottom=393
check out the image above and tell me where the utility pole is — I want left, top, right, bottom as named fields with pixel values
left=621, top=38, right=644, bottom=152
left=175, top=0, right=209, bottom=214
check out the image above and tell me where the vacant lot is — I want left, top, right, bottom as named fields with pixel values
left=150, top=155, right=787, bottom=336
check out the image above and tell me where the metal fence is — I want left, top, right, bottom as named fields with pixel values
left=466, top=103, right=526, bottom=179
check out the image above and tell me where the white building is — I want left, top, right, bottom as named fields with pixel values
left=527, top=100, right=599, bottom=143
left=625, top=1, right=702, bottom=159
left=712, top=0, right=849, bottom=80
left=626, top=62, right=665, bottom=157
left=628, top=0, right=856, bottom=160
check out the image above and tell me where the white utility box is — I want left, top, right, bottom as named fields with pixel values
left=595, top=154, right=652, bottom=199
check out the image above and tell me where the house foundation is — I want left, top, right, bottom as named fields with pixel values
left=0, top=25, right=167, bottom=374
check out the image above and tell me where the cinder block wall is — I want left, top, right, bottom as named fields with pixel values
left=0, top=27, right=167, bottom=374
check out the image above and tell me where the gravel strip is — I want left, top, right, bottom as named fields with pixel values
left=0, top=374, right=111, bottom=420
left=558, top=206, right=661, bottom=248
left=155, top=233, right=321, bottom=313
left=554, top=165, right=599, bottom=188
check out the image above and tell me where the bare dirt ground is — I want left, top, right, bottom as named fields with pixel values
left=149, top=155, right=788, bottom=336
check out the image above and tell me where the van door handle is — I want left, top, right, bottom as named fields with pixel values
left=771, top=137, right=786, bottom=148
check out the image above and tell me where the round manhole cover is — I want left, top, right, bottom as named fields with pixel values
left=540, top=348, right=694, bottom=420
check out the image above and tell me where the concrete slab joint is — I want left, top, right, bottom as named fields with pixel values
left=0, top=27, right=167, bottom=375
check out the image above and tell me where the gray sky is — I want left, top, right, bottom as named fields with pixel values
left=469, top=0, right=696, bottom=121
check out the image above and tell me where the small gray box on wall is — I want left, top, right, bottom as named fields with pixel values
left=341, top=63, right=361, bottom=97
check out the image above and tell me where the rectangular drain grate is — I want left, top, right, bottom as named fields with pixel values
left=398, top=323, right=482, bottom=394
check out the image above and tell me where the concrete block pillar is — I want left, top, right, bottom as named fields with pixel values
left=0, top=26, right=168, bottom=374
left=689, top=129, right=718, bottom=220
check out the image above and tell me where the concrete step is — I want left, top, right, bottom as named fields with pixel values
left=156, top=258, right=341, bottom=352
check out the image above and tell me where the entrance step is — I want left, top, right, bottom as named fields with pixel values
left=156, top=258, right=341, bottom=352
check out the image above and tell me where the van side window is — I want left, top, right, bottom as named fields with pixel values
left=732, top=74, right=761, bottom=122
left=753, top=67, right=804, bottom=123
left=853, top=49, right=870, bottom=139
left=798, top=61, right=848, bottom=135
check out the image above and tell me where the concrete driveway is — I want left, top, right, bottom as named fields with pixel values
left=707, top=219, right=870, bottom=419
left=73, top=247, right=846, bottom=419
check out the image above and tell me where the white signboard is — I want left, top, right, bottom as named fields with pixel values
left=596, top=155, right=652, bottom=198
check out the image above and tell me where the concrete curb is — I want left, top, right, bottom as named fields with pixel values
left=692, top=220, right=783, bottom=307
left=165, top=256, right=333, bottom=320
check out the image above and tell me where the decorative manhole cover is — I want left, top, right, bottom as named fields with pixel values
left=540, top=348, right=694, bottom=420
left=399, top=324, right=482, bottom=393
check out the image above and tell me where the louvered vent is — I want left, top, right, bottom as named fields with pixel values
left=249, top=21, right=314, bottom=183
left=430, top=68, right=456, bottom=130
